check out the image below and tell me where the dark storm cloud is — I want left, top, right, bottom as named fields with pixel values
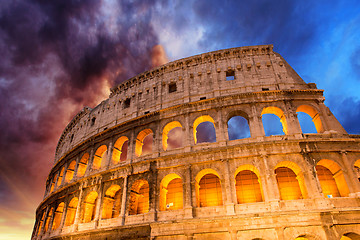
left=0, top=0, right=159, bottom=210
left=330, top=97, right=360, bottom=134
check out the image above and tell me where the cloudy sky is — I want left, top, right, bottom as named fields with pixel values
left=0, top=0, right=359, bottom=239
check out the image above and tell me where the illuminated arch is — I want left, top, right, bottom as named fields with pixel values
left=56, top=167, right=65, bottom=187
left=261, top=106, right=288, bottom=135
left=234, top=165, right=264, bottom=204
left=102, top=185, right=122, bottom=219
left=83, top=191, right=98, bottom=223
left=193, top=115, right=216, bottom=144
left=317, top=159, right=349, bottom=197
left=135, top=129, right=153, bottom=157
left=341, top=232, right=360, bottom=240
left=52, top=202, right=64, bottom=230
left=44, top=207, right=53, bottom=232
left=227, top=111, right=251, bottom=140
left=92, top=145, right=108, bottom=170
left=65, top=197, right=78, bottom=226
left=50, top=177, right=56, bottom=193
left=65, top=160, right=76, bottom=183
left=296, top=105, right=324, bottom=133
left=37, top=212, right=45, bottom=235
left=162, top=121, right=183, bottom=151
left=159, top=173, right=183, bottom=211
left=112, top=136, right=129, bottom=164
left=77, top=153, right=89, bottom=177
left=129, top=180, right=149, bottom=215
left=195, top=169, right=223, bottom=207
left=275, top=161, right=308, bottom=200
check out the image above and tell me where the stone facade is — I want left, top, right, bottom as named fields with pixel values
left=32, top=45, right=360, bottom=240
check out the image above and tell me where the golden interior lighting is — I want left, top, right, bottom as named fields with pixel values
left=135, top=129, right=153, bottom=157
left=112, top=136, right=129, bottom=164
left=193, top=115, right=216, bottom=144
left=92, top=145, right=108, bottom=170
left=198, top=173, right=223, bottom=207
left=83, top=191, right=98, bottom=223
left=317, top=159, right=349, bottom=197
left=275, top=167, right=303, bottom=200
left=56, top=167, right=65, bottom=187
left=235, top=170, right=263, bottom=204
left=316, top=165, right=340, bottom=198
left=44, top=208, right=53, bottom=233
left=65, top=197, right=78, bottom=226
left=159, top=174, right=183, bottom=211
left=77, top=153, right=89, bottom=177
left=296, top=105, right=324, bottom=133
left=162, top=121, right=182, bottom=151
left=102, top=185, right=122, bottom=219
left=50, top=178, right=56, bottom=193
left=65, top=160, right=76, bottom=183
left=340, top=233, right=360, bottom=240
left=37, top=212, right=45, bottom=236
left=295, top=238, right=309, bottom=240
left=52, top=202, right=64, bottom=230
left=129, top=180, right=149, bottom=215
left=261, top=106, right=288, bottom=135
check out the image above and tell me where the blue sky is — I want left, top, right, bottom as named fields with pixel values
left=0, top=0, right=359, bottom=239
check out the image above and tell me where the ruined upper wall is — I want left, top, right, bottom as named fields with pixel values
left=54, top=45, right=315, bottom=162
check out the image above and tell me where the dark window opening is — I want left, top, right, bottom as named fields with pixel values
left=91, top=117, right=96, bottom=126
left=200, top=97, right=206, bottom=100
left=124, top=98, right=131, bottom=109
left=144, top=111, right=150, bottom=114
left=262, top=88, right=269, bottom=91
left=226, top=70, right=235, bottom=81
left=169, top=82, right=177, bottom=93
left=70, top=134, right=74, bottom=142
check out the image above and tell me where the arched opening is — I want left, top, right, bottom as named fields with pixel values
left=341, top=232, right=360, bottom=240
left=50, top=177, right=56, bottom=193
left=44, top=208, right=53, bottom=232
left=135, top=129, right=153, bottom=157
left=193, top=115, right=216, bottom=144
left=296, top=105, right=323, bottom=133
left=295, top=238, right=309, bottom=240
left=52, top=202, right=64, bottom=230
left=77, top=153, right=89, bottom=177
left=92, top=145, right=107, bottom=170
left=159, top=174, right=183, bottom=211
left=261, top=106, right=288, bottom=136
left=227, top=113, right=251, bottom=140
left=37, top=212, right=45, bottom=235
left=65, top=160, right=76, bottom=183
left=162, top=121, right=183, bottom=151
left=317, top=159, right=349, bottom=197
left=102, top=185, right=122, bottom=219
left=56, top=167, right=65, bottom=187
left=275, top=161, right=308, bottom=200
left=354, top=159, right=360, bottom=182
left=82, top=191, right=98, bottom=223
left=65, top=197, right=78, bottom=226
left=129, top=180, right=149, bottom=215
left=195, top=169, right=223, bottom=207
left=235, top=166, right=263, bottom=204
left=112, top=136, right=129, bottom=164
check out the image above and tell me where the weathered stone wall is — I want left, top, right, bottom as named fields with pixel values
left=33, top=45, right=360, bottom=240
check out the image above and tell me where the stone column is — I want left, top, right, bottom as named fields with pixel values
left=300, top=152, right=324, bottom=199
left=340, top=151, right=360, bottom=194
left=283, top=105, right=302, bottom=135
left=40, top=206, right=50, bottom=236
left=249, top=105, right=265, bottom=137
left=215, top=109, right=227, bottom=145
left=73, top=184, right=84, bottom=227
left=184, top=165, right=193, bottom=219
left=94, top=180, right=103, bottom=226
left=73, top=156, right=80, bottom=180
left=223, top=159, right=235, bottom=215
left=85, top=147, right=95, bottom=176
left=183, top=113, right=192, bottom=152
left=148, top=162, right=158, bottom=221
left=60, top=162, right=69, bottom=186
left=261, top=154, right=280, bottom=201
left=128, top=130, right=135, bottom=164
left=58, top=200, right=68, bottom=231
left=105, top=141, right=113, bottom=169
left=120, top=174, right=128, bottom=225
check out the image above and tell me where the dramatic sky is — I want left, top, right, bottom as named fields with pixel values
left=0, top=0, right=360, bottom=239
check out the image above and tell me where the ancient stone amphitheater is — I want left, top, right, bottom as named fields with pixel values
left=32, top=45, right=360, bottom=240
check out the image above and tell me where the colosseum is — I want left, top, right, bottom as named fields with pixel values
left=32, top=45, right=360, bottom=240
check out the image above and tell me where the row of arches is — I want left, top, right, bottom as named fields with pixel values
left=38, top=159, right=353, bottom=236
left=48, top=104, right=325, bottom=194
